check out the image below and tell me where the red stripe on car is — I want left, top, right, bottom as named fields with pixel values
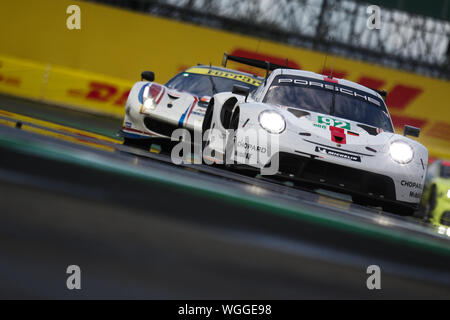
left=122, top=127, right=153, bottom=136
left=149, top=84, right=162, bottom=99
left=155, top=87, right=165, bottom=105
left=185, top=97, right=199, bottom=123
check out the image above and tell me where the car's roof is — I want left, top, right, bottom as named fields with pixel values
left=270, top=68, right=383, bottom=100
left=194, top=64, right=263, bottom=80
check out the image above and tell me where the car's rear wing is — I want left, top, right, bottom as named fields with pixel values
left=222, top=53, right=388, bottom=98
left=222, top=52, right=293, bottom=84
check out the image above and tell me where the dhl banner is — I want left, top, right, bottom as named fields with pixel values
left=0, top=0, right=449, bottom=158
left=0, top=54, right=133, bottom=118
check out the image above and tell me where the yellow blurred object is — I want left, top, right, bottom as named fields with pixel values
left=0, top=54, right=133, bottom=118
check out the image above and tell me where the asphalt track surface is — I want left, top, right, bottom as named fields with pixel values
left=0, top=94, right=449, bottom=299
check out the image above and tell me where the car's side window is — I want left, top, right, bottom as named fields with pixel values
left=252, top=81, right=265, bottom=101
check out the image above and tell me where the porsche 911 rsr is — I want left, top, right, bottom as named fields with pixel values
left=120, top=65, right=262, bottom=147
left=202, top=55, right=428, bottom=216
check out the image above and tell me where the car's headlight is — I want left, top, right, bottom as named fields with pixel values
left=389, top=141, right=413, bottom=164
left=258, top=110, right=286, bottom=134
left=142, top=84, right=162, bottom=110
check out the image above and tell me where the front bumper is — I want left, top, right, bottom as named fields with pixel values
left=273, top=152, right=397, bottom=201
left=232, top=124, right=426, bottom=204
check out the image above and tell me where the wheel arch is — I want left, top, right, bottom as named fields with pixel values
left=202, top=97, right=215, bottom=133
left=220, top=97, right=238, bottom=129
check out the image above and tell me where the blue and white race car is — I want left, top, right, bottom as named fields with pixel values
left=120, top=64, right=262, bottom=147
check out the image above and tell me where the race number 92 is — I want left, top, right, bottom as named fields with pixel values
left=318, top=116, right=351, bottom=130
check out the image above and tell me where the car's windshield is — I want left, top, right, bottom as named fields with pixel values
left=263, top=75, right=394, bottom=132
left=165, top=70, right=260, bottom=97
left=441, top=162, right=450, bottom=178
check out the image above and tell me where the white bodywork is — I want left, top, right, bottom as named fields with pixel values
left=121, top=66, right=262, bottom=140
left=205, top=69, right=428, bottom=209
left=122, top=81, right=206, bottom=139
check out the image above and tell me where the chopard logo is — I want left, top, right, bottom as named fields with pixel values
left=401, top=180, right=422, bottom=189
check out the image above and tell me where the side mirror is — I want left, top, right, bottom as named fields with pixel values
left=403, top=125, right=420, bottom=138
left=232, top=84, right=250, bottom=102
left=141, top=71, right=155, bottom=82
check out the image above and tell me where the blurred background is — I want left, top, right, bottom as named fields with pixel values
left=0, top=0, right=449, bottom=158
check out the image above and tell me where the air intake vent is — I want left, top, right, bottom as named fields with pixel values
left=144, top=117, right=178, bottom=137
left=288, top=108, right=310, bottom=118
left=357, top=124, right=379, bottom=136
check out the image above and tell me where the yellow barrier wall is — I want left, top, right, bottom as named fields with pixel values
left=0, top=54, right=133, bottom=118
left=0, top=0, right=449, bottom=158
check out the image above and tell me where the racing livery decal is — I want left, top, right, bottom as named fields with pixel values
left=186, top=67, right=262, bottom=87
left=318, top=116, right=351, bottom=130
left=315, top=146, right=361, bottom=162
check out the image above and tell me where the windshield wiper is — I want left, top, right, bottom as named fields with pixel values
left=208, top=75, right=218, bottom=95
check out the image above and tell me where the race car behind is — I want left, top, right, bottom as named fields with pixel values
left=120, top=64, right=262, bottom=148
left=422, top=160, right=450, bottom=226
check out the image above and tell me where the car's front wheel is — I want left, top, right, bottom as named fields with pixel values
left=123, top=137, right=151, bottom=150
left=429, top=185, right=437, bottom=212
left=201, top=101, right=214, bottom=152
left=224, top=108, right=240, bottom=166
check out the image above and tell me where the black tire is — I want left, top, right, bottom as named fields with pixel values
left=122, top=137, right=133, bottom=146
left=224, top=109, right=240, bottom=166
left=413, top=206, right=429, bottom=221
left=123, top=137, right=151, bottom=150
left=201, top=102, right=214, bottom=152
left=202, top=101, right=214, bottom=134
left=429, top=185, right=437, bottom=212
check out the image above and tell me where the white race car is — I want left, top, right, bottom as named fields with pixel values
left=202, top=54, right=428, bottom=215
left=120, top=64, right=262, bottom=148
